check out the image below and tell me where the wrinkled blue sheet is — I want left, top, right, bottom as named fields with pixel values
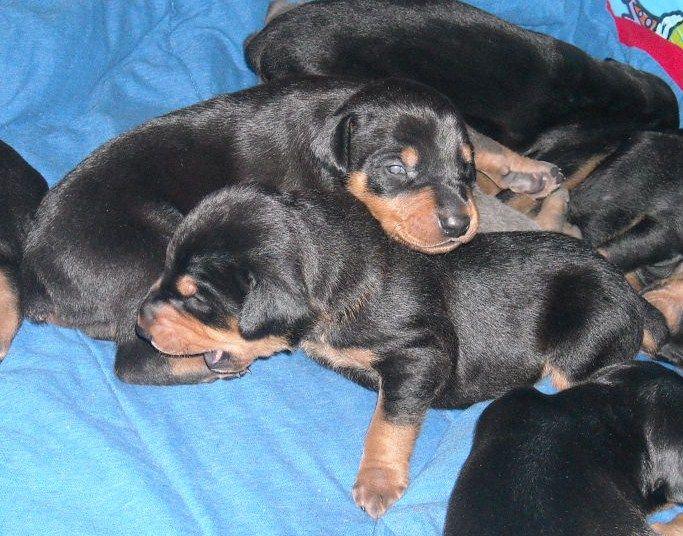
left=0, top=1, right=681, bottom=535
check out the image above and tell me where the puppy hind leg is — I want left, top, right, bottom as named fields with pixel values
left=597, top=216, right=678, bottom=272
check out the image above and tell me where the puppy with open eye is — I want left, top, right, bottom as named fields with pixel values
left=19, top=76, right=494, bottom=383
left=137, top=183, right=667, bottom=519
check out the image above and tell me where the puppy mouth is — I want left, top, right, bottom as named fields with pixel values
left=203, top=350, right=250, bottom=377
left=392, top=223, right=472, bottom=253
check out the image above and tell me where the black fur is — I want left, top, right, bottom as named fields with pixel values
left=246, top=0, right=679, bottom=156
left=19, top=77, right=478, bottom=382
left=445, top=361, right=683, bottom=536
left=569, top=130, right=683, bottom=273
left=142, top=183, right=660, bottom=405
left=246, top=1, right=683, bottom=274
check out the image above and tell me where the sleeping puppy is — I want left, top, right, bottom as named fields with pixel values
left=17, top=76, right=564, bottom=382
left=136, top=184, right=667, bottom=518
left=0, top=141, right=47, bottom=358
left=18, top=76, right=483, bottom=380
left=246, top=0, right=678, bottom=162
left=444, top=361, right=683, bottom=536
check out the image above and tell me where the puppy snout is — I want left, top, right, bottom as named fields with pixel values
left=438, top=212, right=470, bottom=238
left=137, top=299, right=162, bottom=341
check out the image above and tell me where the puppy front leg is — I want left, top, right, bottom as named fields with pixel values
left=467, top=127, right=563, bottom=198
left=352, top=389, right=421, bottom=519
left=353, top=344, right=448, bottom=518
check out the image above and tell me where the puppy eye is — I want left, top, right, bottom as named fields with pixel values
left=386, top=164, right=406, bottom=175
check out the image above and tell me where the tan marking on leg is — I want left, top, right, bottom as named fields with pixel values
left=652, top=513, right=683, bottom=536
left=561, top=222, right=583, bottom=239
left=0, top=270, right=19, bottom=359
left=543, top=363, right=571, bottom=390
left=400, top=147, right=419, bottom=168
left=642, top=329, right=657, bottom=354
left=561, top=153, right=611, bottom=190
left=140, top=306, right=290, bottom=371
left=352, top=391, right=419, bottom=519
left=625, top=272, right=644, bottom=292
left=467, top=127, right=561, bottom=197
left=168, top=356, right=233, bottom=383
left=476, top=172, right=503, bottom=196
left=534, top=189, right=570, bottom=232
left=503, top=194, right=538, bottom=216
left=175, top=275, right=198, bottom=297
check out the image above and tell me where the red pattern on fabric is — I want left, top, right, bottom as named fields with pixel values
left=608, top=1, right=683, bottom=88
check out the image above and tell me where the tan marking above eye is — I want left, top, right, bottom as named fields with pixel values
left=460, top=143, right=473, bottom=163
left=176, top=275, right=198, bottom=297
left=400, top=147, right=419, bottom=168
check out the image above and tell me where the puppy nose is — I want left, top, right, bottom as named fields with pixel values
left=438, top=213, right=470, bottom=238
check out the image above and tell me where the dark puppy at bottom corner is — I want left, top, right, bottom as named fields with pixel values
left=0, top=141, right=47, bottom=358
left=135, top=183, right=667, bottom=519
left=445, top=361, right=683, bottom=536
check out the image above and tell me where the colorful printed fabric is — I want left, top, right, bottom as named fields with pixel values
left=609, top=0, right=683, bottom=87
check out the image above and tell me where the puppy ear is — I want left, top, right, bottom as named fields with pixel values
left=312, top=113, right=356, bottom=175
left=238, top=277, right=311, bottom=341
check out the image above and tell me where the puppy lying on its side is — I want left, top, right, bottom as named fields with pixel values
left=445, top=361, right=683, bottom=536
left=136, top=184, right=666, bottom=518
left=0, top=141, right=47, bottom=358
left=17, top=77, right=484, bottom=382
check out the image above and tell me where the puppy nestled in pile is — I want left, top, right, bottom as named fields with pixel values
left=0, top=1, right=681, bottom=534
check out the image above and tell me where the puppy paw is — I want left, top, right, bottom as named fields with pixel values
left=504, top=160, right=563, bottom=199
left=352, top=466, right=408, bottom=519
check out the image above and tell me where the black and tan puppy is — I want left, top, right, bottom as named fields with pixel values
left=247, top=0, right=678, bottom=165
left=0, top=141, right=47, bottom=358
left=568, top=130, right=683, bottom=274
left=17, top=76, right=508, bottom=382
left=136, top=184, right=667, bottom=518
left=445, top=361, right=683, bottom=536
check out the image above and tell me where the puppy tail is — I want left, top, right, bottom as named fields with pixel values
left=640, top=297, right=669, bottom=355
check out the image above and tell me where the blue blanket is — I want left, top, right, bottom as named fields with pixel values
left=1, top=2, right=681, bottom=535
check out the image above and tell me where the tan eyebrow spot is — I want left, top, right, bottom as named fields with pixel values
left=460, top=143, right=473, bottom=163
left=176, top=275, right=198, bottom=297
left=400, top=147, right=419, bottom=168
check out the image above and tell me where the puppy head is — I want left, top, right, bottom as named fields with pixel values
left=591, top=361, right=683, bottom=504
left=317, top=78, right=478, bottom=253
left=136, top=185, right=310, bottom=375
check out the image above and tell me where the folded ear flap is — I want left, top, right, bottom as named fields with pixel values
left=312, top=112, right=356, bottom=175
left=238, top=278, right=311, bottom=341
